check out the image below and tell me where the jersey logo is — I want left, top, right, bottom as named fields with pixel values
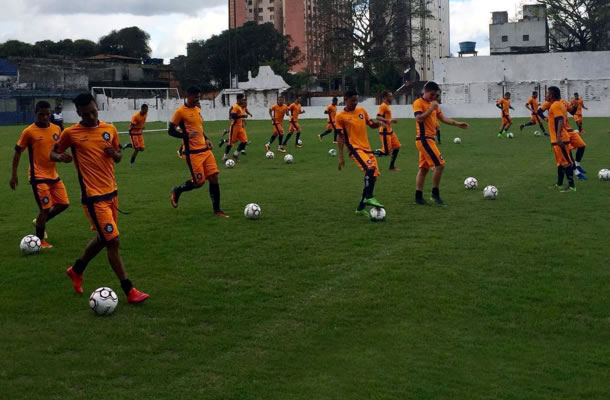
left=102, top=132, right=111, bottom=141
left=42, top=197, right=50, bottom=204
left=196, top=173, right=203, bottom=180
left=104, top=224, right=114, bottom=233
left=366, top=159, right=373, bottom=165
left=359, top=114, right=364, bottom=119
left=53, top=134, right=59, bottom=141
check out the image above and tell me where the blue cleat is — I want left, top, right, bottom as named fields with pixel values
left=576, top=174, right=587, bottom=180
left=576, top=166, right=587, bottom=174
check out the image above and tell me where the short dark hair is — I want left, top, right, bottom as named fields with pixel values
left=141, top=104, right=148, bottom=109
left=55, top=105, right=62, bottom=110
left=332, top=97, right=338, bottom=102
left=381, top=90, right=392, bottom=98
left=236, top=94, right=244, bottom=100
left=72, top=93, right=96, bottom=109
left=532, top=91, right=538, bottom=96
left=423, top=81, right=440, bottom=92
left=186, top=86, right=201, bottom=95
left=574, top=92, right=579, bottom=97
left=344, top=89, right=359, bottom=98
left=35, top=101, right=51, bottom=112
left=548, top=86, right=561, bottom=100
left=505, top=92, right=511, bottom=97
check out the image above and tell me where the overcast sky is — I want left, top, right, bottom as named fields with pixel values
left=0, top=0, right=525, bottom=61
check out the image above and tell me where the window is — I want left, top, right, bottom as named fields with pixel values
left=501, top=35, right=508, bottom=42
left=269, top=7, right=274, bottom=11
left=258, top=8, right=263, bottom=12
left=248, top=8, right=252, bottom=13
left=523, top=35, right=530, bottom=41
left=270, top=14, right=274, bottom=20
left=258, top=16, right=263, bottom=21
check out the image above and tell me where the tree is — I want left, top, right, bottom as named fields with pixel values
left=538, top=0, right=610, bottom=51
left=176, top=22, right=301, bottom=91
left=0, top=40, right=35, bottom=57
left=99, top=26, right=151, bottom=58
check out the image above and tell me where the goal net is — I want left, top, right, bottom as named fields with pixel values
left=91, top=87, right=182, bottom=134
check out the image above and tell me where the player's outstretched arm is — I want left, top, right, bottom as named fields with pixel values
left=439, top=114, right=469, bottom=129
left=367, top=119, right=381, bottom=129
left=495, top=103, right=502, bottom=109
left=9, top=151, right=21, bottom=189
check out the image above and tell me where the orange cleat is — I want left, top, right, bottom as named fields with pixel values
left=277, top=147, right=286, bottom=153
left=66, top=266, right=83, bottom=294
left=40, top=240, right=53, bottom=249
left=215, top=210, right=230, bottom=218
left=126, top=287, right=149, bottom=303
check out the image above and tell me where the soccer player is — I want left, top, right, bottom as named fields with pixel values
left=266, top=96, right=289, bottom=153
left=413, top=81, right=469, bottom=206
left=376, top=90, right=401, bottom=171
left=546, top=86, right=576, bottom=192
left=125, top=104, right=148, bottom=165
left=168, top=86, right=228, bottom=218
left=10, top=101, right=69, bottom=248
left=317, top=97, right=338, bottom=143
left=570, top=92, right=588, bottom=133
left=496, top=92, right=514, bottom=138
left=223, top=94, right=249, bottom=162
left=520, top=91, right=547, bottom=136
left=50, top=105, right=64, bottom=131
left=285, top=96, right=306, bottom=148
left=52, top=93, right=148, bottom=303
left=335, top=89, right=384, bottom=216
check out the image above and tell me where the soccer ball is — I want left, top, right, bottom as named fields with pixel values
left=328, top=149, right=337, bottom=157
left=297, top=139, right=303, bottom=146
left=598, top=169, right=610, bottom=181
left=284, top=154, right=294, bottom=164
left=507, top=132, right=514, bottom=138
left=453, top=137, right=461, bottom=144
left=464, top=177, right=478, bottom=190
left=534, top=131, right=541, bottom=137
left=225, top=159, right=235, bottom=168
left=369, top=207, right=386, bottom=222
left=89, top=287, right=118, bottom=316
left=483, top=185, right=498, bottom=200
left=244, top=203, right=261, bottom=219
left=265, top=151, right=274, bottom=159
left=20, top=234, right=41, bottom=255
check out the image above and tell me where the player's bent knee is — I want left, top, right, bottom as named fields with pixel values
left=106, top=237, right=120, bottom=248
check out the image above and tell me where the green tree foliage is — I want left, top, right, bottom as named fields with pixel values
left=176, top=22, right=301, bottom=91
left=538, top=0, right=610, bottom=51
left=98, top=26, right=151, bottom=58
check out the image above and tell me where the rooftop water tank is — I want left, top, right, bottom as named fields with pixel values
left=459, top=42, right=477, bottom=53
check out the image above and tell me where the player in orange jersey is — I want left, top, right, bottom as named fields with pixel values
left=546, top=86, right=576, bottom=192
left=285, top=96, right=306, bottom=148
left=124, top=104, right=148, bottom=165
left=223, top=94, right=249, bottom=162
left=519, top=91, right=547, bottom=136
left=317, top=97, right=338, bottom=143
left=413, top=81, right=469, bottom=206
left=168, top=86, right=228, bottom=218
left=496, top=92, right=514, bottom=138
left=10, top=101, right=70, bottom=248
left=266, top=96, right=289, bottom=153
left=335, top=89, right=385, bottom=216
left=376, top=90, right=401, bottom=171
left=570, top=92, right=588, bottom=133
left=52, top=93, right=148, bottom=303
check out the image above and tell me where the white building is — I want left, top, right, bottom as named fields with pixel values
left=490, top=4, right=548, bottom=55
left=412, top=0, right=450, bottom=80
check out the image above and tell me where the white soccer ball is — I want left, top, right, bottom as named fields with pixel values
left=225, top=159, right=235, bottom=168
left=244, top=203, right=261, bottom=220
left=483, top=185, right=498, bottom=200
left=328, top=149, right=337, bottom=157
left=598, top=169, right=610, bottom=181
left=265, top=151, right=275, bottom=159
left=20, top=234, right=41, bottom=255
left=284, top=154, right=294, bottom=164
left=369, top=207, right=386, bottom=222
left=89, top=287, right=118, bottom=316
left=464, top=177, right=478, bottom=190
left=507, top=132, right=514, bottom=139
left=453, top=137, right=461, bottom=144
left=534, top=131, right=541, bottom=137
left=297, top=139, right=303, bottom=145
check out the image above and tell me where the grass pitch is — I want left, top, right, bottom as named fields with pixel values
left=1, top=117, right=609, bottom=399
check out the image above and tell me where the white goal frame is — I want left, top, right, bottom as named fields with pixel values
left=90, top=86, right=181, bottom=134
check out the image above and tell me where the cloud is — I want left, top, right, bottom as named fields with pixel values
left=450, top=0, right=524, bottom=56
left=25, top=0, right=226, bottom=16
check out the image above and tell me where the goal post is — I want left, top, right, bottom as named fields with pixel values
left=90, top=87, right=181, bottom=134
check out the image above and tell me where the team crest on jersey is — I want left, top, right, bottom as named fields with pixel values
left=104, top=224, right=114, bottom=233
left=102, top=132, right=111, bottom=141
left=358, top=114, right=364, bottom=119
left=366, top=159, right=373, bottom=165
left=53, top=134, right=59, bottom=141
left=42, top=197, right=50, bottom=204
left=196, top=173, right=203, bottom=180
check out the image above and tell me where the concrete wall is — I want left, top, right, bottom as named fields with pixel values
left=490, top=19, right=547, bottom=54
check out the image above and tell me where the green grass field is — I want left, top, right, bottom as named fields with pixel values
left=1, top=116, right=609, bottom=399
